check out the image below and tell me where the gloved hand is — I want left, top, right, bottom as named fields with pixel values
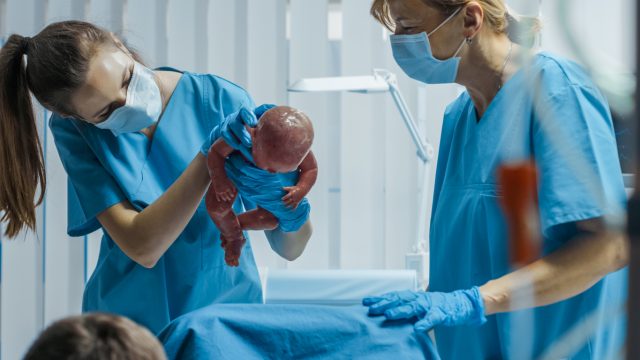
left=362, top=287, right=487, bottom=332
left=200, top=104, right=276, bottom=157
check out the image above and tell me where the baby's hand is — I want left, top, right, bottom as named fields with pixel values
left=212, top=174, right=237, bottom=202
left=282, top=186, right=307, bottom=209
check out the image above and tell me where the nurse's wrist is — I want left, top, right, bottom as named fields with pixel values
left=478, top=282, right=508, bottom=316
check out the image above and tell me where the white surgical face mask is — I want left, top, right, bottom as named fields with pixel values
left=390, top=7, right=467, bottom=84
left=95, top=62, right=162, bottom=136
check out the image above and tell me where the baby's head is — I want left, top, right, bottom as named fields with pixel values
left=24, top=313, right=166, bottom=360
left=251, top=106, right=314, bottom=173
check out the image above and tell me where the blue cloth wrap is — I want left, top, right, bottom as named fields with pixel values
left=158, top=304, right=441, bottom=359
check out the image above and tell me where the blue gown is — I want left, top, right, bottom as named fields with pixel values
left=430, top=52, right=627, bottom=359
left=158, top=304, right=441, bottom=360
left=49, top=70, right=263, bottom=334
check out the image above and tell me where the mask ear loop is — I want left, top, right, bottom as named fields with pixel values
left=427, top=6, right=464, bottom=37
left=452, top=36, right=473, bottom=58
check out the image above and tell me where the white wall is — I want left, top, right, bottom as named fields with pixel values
left=539, top=0, right=634, bottom=71
left=0, top=0, right=634, bottom=358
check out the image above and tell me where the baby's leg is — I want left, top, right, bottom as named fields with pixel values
left=238, top=207, right=279, bottom=231
left=205, top=184, right=245, bottom=267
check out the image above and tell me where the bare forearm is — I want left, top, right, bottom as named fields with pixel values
left=264, top=220, right=312, bottom=261
left=480, top=231, right=628, bottom=315
left=99, top=154, right=211, bottom=267
left=133, top=154, right=211, bottom=262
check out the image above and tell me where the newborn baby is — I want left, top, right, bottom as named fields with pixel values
left=205, top=105, right=317, bottom=267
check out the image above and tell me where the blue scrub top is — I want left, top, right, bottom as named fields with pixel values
left=430, top=52, right=627, bottom=359
left=49, top=71, right=263, bottom=334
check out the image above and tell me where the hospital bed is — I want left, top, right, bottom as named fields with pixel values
left=261, top=269, right=418, bottom=305
left=158, top=269, right=439, bottom=359
left=159, top=304, right=439, bottom=360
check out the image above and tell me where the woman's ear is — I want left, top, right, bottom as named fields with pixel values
left=462, top=2, right=484, bottom=39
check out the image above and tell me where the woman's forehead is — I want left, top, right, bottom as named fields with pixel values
left=84, top=47, right=129, bottom=90
left=70, top=48, right=129, bottom=119
left=389, top=0, right=438, bottom=22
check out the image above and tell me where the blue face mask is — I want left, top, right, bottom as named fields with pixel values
left=390, top=7, right=467, bottom=84
left=95, top=62, right=163, bottom=136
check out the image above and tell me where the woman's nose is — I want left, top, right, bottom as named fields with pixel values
left=117, top=89, right=128, bottom=106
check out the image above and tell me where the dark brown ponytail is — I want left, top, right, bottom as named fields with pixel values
left=0, top=34, right=45, bottom=238
left=0, top=21, right=126, bottom=238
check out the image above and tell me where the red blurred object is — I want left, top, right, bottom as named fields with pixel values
left=497, top=161, right=541, bottom=268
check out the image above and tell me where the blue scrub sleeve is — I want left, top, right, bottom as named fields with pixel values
left=532, top=81, right=626, bottom=240
left=201, top=75, right=257, bottom=156
left=49, top=116, right=127, bottom=236
left=207, top=75, right=257, bottom=120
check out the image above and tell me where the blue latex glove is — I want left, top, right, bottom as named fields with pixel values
left=362, top=287, right=487, bottom=332
left=200, top=104, right=276, bottom=157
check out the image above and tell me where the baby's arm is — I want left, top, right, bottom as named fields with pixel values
left=207, top=139, right=236, bottom=202
left=282, top=151, right=318, bottom=209
left=296, top=151, right=318, bottom=191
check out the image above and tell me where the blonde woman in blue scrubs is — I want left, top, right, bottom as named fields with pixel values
left=364, top=1, right=628, bottom=359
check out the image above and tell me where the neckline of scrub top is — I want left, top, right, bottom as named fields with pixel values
left=471, top=51, right=544, bottom=125
left=128, top=69, right=188, bottom=197
left=137, top=69, right=186, bottom=159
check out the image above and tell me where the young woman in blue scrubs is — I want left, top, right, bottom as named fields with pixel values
left=0, top=21, right=312, bottom=334
left=364, top=0, right=628, bottom=358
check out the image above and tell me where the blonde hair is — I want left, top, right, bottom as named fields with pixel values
left=370, top=0, right=541, bottom=47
